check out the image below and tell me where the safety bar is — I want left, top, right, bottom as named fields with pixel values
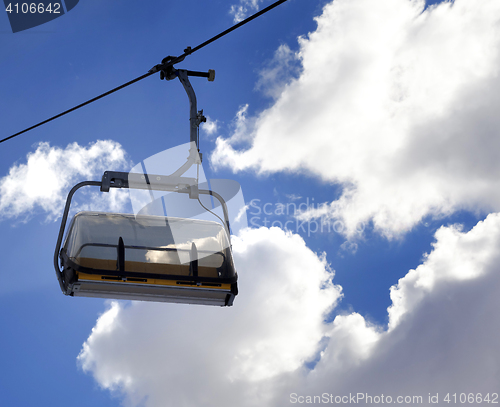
left=73, top=242, right=226, bottom=263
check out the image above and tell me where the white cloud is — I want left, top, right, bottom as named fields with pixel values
left=228, top=104, right=254, bottom=145
left=78, top=213, right=500, bottom=406
left=200, top=116, right=219, bottom=137
left=285, top=193, right=302, bottom=201
left=213, top=0, right=500, bottom=238
left=78, top=226, right=341, bottom=406
left=230, top=0, right=262, bottom=23
left=301, top=212, right=500, bottom=399
left=0, top=140, right=130, bottom=222
left=255, top=44, right=301, bottom=99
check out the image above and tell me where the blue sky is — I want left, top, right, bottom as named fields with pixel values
left=2, top=0, right=500, bottom=406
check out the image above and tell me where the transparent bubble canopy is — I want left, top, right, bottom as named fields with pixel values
left=63, top=212, right=236, bottom=279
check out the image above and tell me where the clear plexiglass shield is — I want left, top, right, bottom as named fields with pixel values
left=63, top=212, right=236, bottom=279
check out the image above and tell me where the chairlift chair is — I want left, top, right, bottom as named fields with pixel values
left=54, top=67, right=239, bottom=306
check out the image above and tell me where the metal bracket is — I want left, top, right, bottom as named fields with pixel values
left=158, top=67, right=215, bottom=149
left=101, top=171, right=197, bottom=193
left=177, top=70, right=200, bottom=148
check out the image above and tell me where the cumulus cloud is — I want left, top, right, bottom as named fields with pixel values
left=0, top=140, right=130, bottom=222
left=298, top=213, right=500, bottom=401
left=78, top=213, right=500, bottom=406
left=213, top=0, right=500, bottom=238
left=78, top=227, right=341, bottom=406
